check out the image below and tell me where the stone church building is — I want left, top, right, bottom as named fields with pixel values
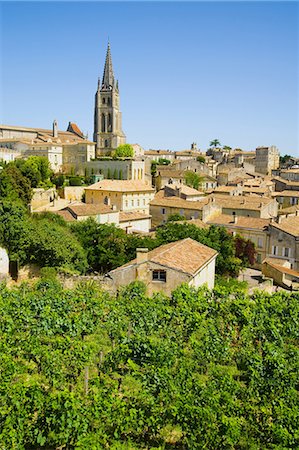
left=93, top=43, right=126, bottom=156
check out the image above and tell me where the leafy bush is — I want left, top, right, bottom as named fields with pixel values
left=0, top=282, right=298, bottom=448
left=69, top=176, right=82, bottom=186
left=112, top=144, right=134, bottom=158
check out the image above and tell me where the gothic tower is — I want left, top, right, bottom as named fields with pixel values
left=93, top=43, right=126, bottom=155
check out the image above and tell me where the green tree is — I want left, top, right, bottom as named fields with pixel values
left=151, top=158, right=171, bottom=176
left=167, top=213, right=186, bottom=222
left=196, top=155, right=205, bottom=163
left=223, top=145, right=232, bottom=152
left=69, top=176, right=82, bottom=186
left=16, top=156, right=52, bottom=187
left=210, top=139, right=221, bottom=148
left=71, top=220, right=129, bottom=272
left=0, top=164, right=32, bottom=204
left=113, top=144, right=134, bottom=158
left=184, top=171, right=203, bottom=190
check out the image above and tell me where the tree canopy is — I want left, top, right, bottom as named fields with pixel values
left=184, top=171, right=203, bottom=190
left=113, top=144, right=134, bottom=158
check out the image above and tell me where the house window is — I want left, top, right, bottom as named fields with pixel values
left=152, top=270, right=166, bottom=282
left=161, top=208, right=166, bottom=214
left=272, top=245, right=278, bottom=256
left=257, top=238, right=263, bottom=248
left=284, top=247, right=291, bottom=258
left=257, top=253, right=262, bottom=264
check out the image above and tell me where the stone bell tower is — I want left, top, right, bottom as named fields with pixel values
left=93, top=43, right=126, bottom=156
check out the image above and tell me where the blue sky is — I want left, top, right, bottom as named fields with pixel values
left=0, top=1, right=298, bottom=154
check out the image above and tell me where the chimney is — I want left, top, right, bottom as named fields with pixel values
left=53, top=119, right=58, bottom=138
left=136, top=248, right=148, bottom=265
left=233, top=214, right=238, bottom=224
left=112, top=205, right=117, bottom=211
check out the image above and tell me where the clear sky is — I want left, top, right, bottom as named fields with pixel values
left=0, top=1, right=298, bottom=154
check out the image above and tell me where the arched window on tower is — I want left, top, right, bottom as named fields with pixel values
left=108, top=114, right=112, bottom=132
left=101, top=114, right=106, bottom=132
left=107, top=97, right=111, bottom=106
left=102, top=98, right=106, bottom=104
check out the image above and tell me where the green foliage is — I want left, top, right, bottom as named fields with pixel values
left=16, top=156, right=52, bottom=188
left=113, top=144, right=134, bottom=158
left=167, top=213, right=186, bottom=222
left=68, top=176, right=82, bottom=186
left=210, top=139, right=221, bottom=148
left=184, top=170, right=203, bottom=190
left=151, top=158, right=171, bottom=175
left=196, top=155, right=205, bottom=163
left=280, top=154, right=292, bottom=164
left=156, top=222, right=243, bottom=276
left=52, top=173, right=65, bottom=188
left=71, top=220, right=158, bottom=273
left=0, top=282, right=298, bottom=448
left=0, top=164, right=32, bottom=204
left=0, top=201, right=87, bottom=272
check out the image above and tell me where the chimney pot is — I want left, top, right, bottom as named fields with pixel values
left=53, top=119, right=58, bottom=138
left=136, top=248, right=148, bottom=265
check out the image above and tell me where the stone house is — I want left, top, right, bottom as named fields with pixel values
left=56, top=203, right=151, bottom=233
left=164, top=184, right=205, bottom=201
left=0, top=121, right=96, bottom=172
left=262, top=258, right=299, bottom=290
left=57, top=203, right=119, bottom=224
left=271, top=190, right=299, bottom=208
left=150, top=192, right=221, bottom=227
left=209, top=195, right=278, bottom=219
left=155, top=168, right=217, bottom=191
left=267, top=214, right=299, bottom=270
left=85, top=180, right=155, bottom=215
left=119, top=211, right=152, bottom=234
left=207, top=214, right=270, bottom=267
left=106, top=238, right=218, bottom=295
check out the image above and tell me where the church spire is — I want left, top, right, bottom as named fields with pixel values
left=102, top=42, right=115, bottom=89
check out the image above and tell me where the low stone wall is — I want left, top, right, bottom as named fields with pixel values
left=58, top=273, right=114, bottom=292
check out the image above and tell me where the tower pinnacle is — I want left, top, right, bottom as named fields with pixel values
left=102, top=42, right=115, bottom=89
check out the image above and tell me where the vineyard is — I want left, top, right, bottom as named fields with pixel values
left=0, top=279, right=298, bottom=449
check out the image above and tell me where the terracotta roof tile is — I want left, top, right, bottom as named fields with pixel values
left=119, top=211, right=151, bottom=222
left=55, top=210, right=76, bottom=222
left=150, top=194, right=209, bottom=210
left=65, top=203, right=116, bottom=216
left=85, top=180, right=155, bottom=193
left=207, top=214, right=270, bottom=230
left=272, top=190, right=299, bottom=198
left=112, top=238, right=217, bottom=275
left=270, top=216, right=299, bottom=237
